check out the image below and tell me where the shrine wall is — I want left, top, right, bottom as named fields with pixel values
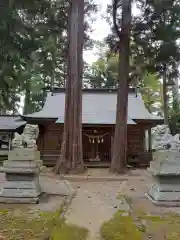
left=37, top=122, right=149, bottom=166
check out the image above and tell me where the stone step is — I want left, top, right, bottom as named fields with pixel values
left=3, top=161, right=38, bottom=168
left=0, top=189, right=40, bottom=198
left=2, top=168, right=39, bottom=174
left=3, top=181, right=40, bottom=190
left=0, top=197, right=39, bottom=204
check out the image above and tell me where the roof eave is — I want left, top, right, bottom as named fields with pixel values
left=0, top=123, right=26, bottom=132
left=134, top=118, right=164, bottom=125
left=21, top=115, right=58, bottom=120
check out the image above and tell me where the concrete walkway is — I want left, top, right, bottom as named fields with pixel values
left=65, top=181, right=128, bottom=240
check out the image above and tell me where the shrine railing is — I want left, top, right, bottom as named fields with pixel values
left=83, top=152, right=111, bottom=162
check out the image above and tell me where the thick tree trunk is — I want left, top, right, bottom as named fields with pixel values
left=172, top=78, right=179, bottom=104
left=54, top=0, right=84, bottom=174
left=163, top=66, right=168, bottom=125
left=23, top=79, right=31, bottom=115
left=110, top=0, right=131, bottom=173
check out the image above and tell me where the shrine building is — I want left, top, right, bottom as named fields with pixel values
left=22, top=88, right=163, bottom=167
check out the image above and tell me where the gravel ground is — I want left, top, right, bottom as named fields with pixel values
left=64, top=170, right=180, bottom=239
left=0, top=173, right=73, bottom=213
left=1, top=169, right=180, bottom=239
left=65, top=181, right=128, bottom=240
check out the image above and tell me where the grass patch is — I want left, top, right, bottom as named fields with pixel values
left=142, top=213, right=180, bottom=240
left=100, top=211, right=143, bottom=240
left=100, top=209, right=180, bottom=240
left=0, top=207, right=88, bottom=240
left=52, top=223, right=88, bottom=240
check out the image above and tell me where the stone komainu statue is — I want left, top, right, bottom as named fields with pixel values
left=12, top=124, right=39, bottom=149
left=152, top=124, right=180, bottom=151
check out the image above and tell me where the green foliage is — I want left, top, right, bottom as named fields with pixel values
left=105, top=0, right=180, bottom=117
left=138, top=72, right=162, bottom=114
left=84, top=54, right=118, bottom=88
left=85, top=51, right=162, bottom=113
left=107, top=0, right=180, bottom=73
left=133, top=0, right=180, bottom=77
left=0, top=0, right=97, bottom=114
left=168, top=99, right=180, bottom=135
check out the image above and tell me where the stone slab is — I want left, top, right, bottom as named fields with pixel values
left=3, top=160, right=38, bottom=169
left=147, top=150, right=180, bottom=207
left=8, top=149, right=40, bottom=161
left=152, top=176, right=180, bottom=184
left=153, top=150, right=180, bottom=161
left=6, top=174, right=38, bottom=181
left=148, top=183, right=180, bottom=202
left=149, top=163, right=180, bottom=176
left=2, top=168, right=39, bottom=174
left=150, top=182, right=180, bottom=192
left=0, top=197, right=39, bottom=204
left=40, top=178, right=75, bottom=196
left=0, top=189, right=40, bottom=198
left=3, top=181, right=40, bottom=189
left=146, top=193, right=180, bottom=207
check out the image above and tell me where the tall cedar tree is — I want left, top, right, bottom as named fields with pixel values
left=54, top=0, right=84, bottom=174
left=133, top=1, right=180, bottom=124
left=110, top=0, right=132, bottom=173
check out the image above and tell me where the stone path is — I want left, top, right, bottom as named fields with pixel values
left=65, top=181, right=128, bottom=240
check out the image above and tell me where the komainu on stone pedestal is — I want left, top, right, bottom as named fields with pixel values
left=0, top=148, right=42, bottom=203
left=147, top=150, right=180, bottom=207
left=0, top=124, right=42, bottom=204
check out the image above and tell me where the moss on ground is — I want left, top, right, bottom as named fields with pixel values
left=100, top=211, right=143, bottom=240
left=0, top=207, right=88, bottom=240
left=143, top=214, right=180, bottom=240
left=100, top=210, right=180, bottom=240
left=52, top=223, right=88, bottom=240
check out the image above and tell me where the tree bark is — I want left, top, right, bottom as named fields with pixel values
left=163, top=65, right=168, bottom=125
left=172, top=77, right=179, bottom=104
left=110, top=0, right=132, bottom=173
left=54, top=0, right=84, bottom=174
left=23, top=79, right=31, bottom=115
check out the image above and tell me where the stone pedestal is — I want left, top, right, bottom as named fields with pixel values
left=147, top=150, right=180, bottom=207
left=0, top=148, right=42, bottom=204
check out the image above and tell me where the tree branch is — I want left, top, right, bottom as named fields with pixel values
left=112, top=0, right=121, bottom=39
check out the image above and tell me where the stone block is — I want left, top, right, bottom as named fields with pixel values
left=0, top=149, right=41, bottom=204
left=8, top=149, right=40, bottom=161
left=3, top=160, right=38, bottom=169
left=0, top=197, right=39, bottom=204
left=147, top=150, right=180, bottom=207
left=0, top=189, right=40, bottom=198
left=2, top=167, right=39, bottom=174
left=6, top=174, right=37, bottom=181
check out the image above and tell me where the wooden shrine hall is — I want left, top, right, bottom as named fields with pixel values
left=23, top=88, right=163, bottom=168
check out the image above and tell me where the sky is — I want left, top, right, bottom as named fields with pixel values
left=84, top=0, right=111, bottom=63
left=84, top=0, right=139, bottom=64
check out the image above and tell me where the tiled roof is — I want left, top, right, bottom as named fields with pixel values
left=0, top=116, right=26, bottom=131
left=23, top=88, right=163, bottom=124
